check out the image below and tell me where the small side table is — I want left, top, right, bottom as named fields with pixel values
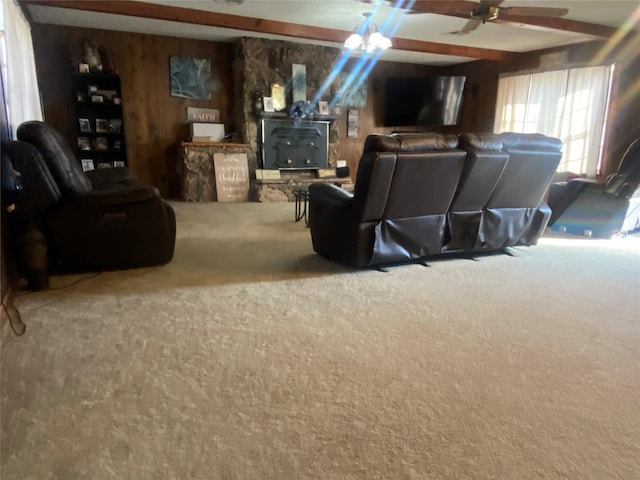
left=293, top=187, right=310, bottom=226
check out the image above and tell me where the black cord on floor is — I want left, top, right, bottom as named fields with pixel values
left=13, top=270, right=103, bottom=298
left=1, top=296, right=26, bottom=336
left=2, top=271, right=103, bottom=336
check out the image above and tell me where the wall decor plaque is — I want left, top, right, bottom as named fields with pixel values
left=213, top=152, right=249, bottom=202
left=292, top=64, right=307, bottom=103
left=187, top=107, right=220, bottom=123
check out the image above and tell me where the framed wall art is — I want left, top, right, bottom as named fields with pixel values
left=170, top=56, right=212, bottom=100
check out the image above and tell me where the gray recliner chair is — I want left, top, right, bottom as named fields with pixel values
left=547, top=138, right=640, bottom=238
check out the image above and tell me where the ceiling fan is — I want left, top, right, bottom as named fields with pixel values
left=360, top=1, right=570, bottom=34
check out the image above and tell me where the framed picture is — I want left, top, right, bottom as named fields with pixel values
left=88, top=85, right=98, bottom=93
left=95, top=118, right=109, bottom=133
left=78, top=118, right=92, bottom=133
left=108, top=119, right=122, bottom=133
left=347, top=109, right=359, bottom=138
left=94, top=136, right=108, bottom=151
left=263, top=97, right=274, bottom=112
left=113, top=160, right=125, bottom=168
left=112, top=139, right=123, bottom=150
left=77, top=136, right=91, bottom=150
left=318, top=101, right=329, bottom=115
left=75, top=91, right=86, bottom=103
left=80, top=159, right=94, bottom=172
left=91, top=94, right=104, bottom=103
left=95, top=89, right=117, bottom=101
left=97, top=162, right=112, bottom=169
left=78, top=63, right=89, bottom=73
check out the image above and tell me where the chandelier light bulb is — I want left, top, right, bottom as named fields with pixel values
left=344, top=12, right=391, bottom=52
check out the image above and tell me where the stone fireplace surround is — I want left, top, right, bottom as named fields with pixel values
left=230, top=38, right=345, bottom=199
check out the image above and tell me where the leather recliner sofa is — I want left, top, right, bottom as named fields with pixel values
left=5, top=121, right=176, bottom=289
left=308, top=132, right=562, bottom=268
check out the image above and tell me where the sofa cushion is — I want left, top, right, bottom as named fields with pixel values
left=458, top=133, right=503, bottom=151
left=500, top=132, right=563, bottom=152
left=363, top=133, right=458, bottom=153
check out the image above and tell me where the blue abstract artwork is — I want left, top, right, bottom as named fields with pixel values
left=170, top=56, right=212, bottom=100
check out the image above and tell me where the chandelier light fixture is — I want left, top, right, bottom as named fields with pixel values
left=344, top=12, right=392, bottom=53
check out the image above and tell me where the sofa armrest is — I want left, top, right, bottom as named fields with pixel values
left=85, top=166, right=136, bottom=190
left=65, top=185, right=160, bottom=209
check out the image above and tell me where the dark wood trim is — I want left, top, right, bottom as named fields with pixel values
left=20, top=0, right=511, bottom=61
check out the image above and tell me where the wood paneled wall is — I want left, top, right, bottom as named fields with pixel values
left=31, top=24, right=233, bottom=198
left=31, top=23, right=638, bottom=195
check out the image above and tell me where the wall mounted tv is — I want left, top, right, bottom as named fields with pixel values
left=383, top=76, right=466, bottom=127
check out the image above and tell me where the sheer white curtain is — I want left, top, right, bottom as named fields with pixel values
left=494, top=65, right=612, bottom=176
left=494, top=74, right=530, bottom=132
left=559, top=67, right=609, bottom=177
left=2, top=0, right=43, bottom=138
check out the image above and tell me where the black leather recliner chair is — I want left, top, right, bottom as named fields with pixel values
left=7, top=121, right=176, bottom=288
left=547, top=138, right=640, bottom=238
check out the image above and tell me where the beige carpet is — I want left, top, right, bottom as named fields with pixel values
left=2, top=202, right=639, bottom=480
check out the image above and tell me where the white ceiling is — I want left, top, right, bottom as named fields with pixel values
left=25, top=0, right=640, bottom=65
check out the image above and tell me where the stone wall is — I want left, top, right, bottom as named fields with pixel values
left=232, top=38, right=343, bottom=173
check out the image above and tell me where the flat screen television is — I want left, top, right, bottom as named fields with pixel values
left=383, top=76, right=466, bottom=127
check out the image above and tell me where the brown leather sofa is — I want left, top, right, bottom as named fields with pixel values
left=6, top=121, right=176, bottom=289
left=308, top=132, right=562, bottom=268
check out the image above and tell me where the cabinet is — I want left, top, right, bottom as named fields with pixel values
left=260, top=119, right=329, bottom=170
left=72, top=73, right=127, bottom=171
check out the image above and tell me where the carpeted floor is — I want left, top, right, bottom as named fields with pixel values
left=2, top=202, right=639, bottom=479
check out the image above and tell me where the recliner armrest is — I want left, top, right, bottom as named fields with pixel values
left=65, top=185, right=161, bottom=209
left=566, top=178, right=605, bottom=193
left=309, top=183, right=353, bottom=210
left=86, top=166, right=136, bottom=190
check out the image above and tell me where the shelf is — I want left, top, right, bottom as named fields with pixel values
left=72, top=71, right=127, bottom=167
left=258, top=112, right=340, bottom=124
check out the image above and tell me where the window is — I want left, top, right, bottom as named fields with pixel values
left=0, top=0, right=43, bottom=138
left=494, top=65, right=614, bottom=177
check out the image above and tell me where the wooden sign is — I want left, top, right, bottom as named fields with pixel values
left=187, top=107, right=220, bottom=123
left=213, top=152, right=249, bottom=202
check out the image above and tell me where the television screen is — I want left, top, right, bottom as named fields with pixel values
left=383, top=76, right=466, bottom=127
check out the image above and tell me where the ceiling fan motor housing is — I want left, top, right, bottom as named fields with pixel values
left=470, top=5, right=500, bottom=23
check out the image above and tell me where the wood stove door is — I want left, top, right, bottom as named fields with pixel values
left=297, top=134, right=321, bottom=168
left=275, top=140, right=297, bottom=169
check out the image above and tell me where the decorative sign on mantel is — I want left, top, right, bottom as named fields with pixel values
left=213, top=153, right=250, bottom=202
left=187, top=107, right=220, bottom=123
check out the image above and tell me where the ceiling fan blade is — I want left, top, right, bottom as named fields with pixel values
left=453, top=18, right=482, bottom=35
left=503, top=6, right=569, bottom=18
left=389, top=1, right=479, bottom=16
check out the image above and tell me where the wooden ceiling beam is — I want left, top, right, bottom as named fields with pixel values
left=19, top=0, right=513, bottom=61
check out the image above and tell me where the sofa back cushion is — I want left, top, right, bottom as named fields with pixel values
left=452, top=133, right=509, bottom=211
left=17, top=121, right=92, bottom=195
left=363, top=132, right=458, bottom=153
left=353, top=133, right=465, bottom=222
left=490, top=132, right=562, bottom=208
